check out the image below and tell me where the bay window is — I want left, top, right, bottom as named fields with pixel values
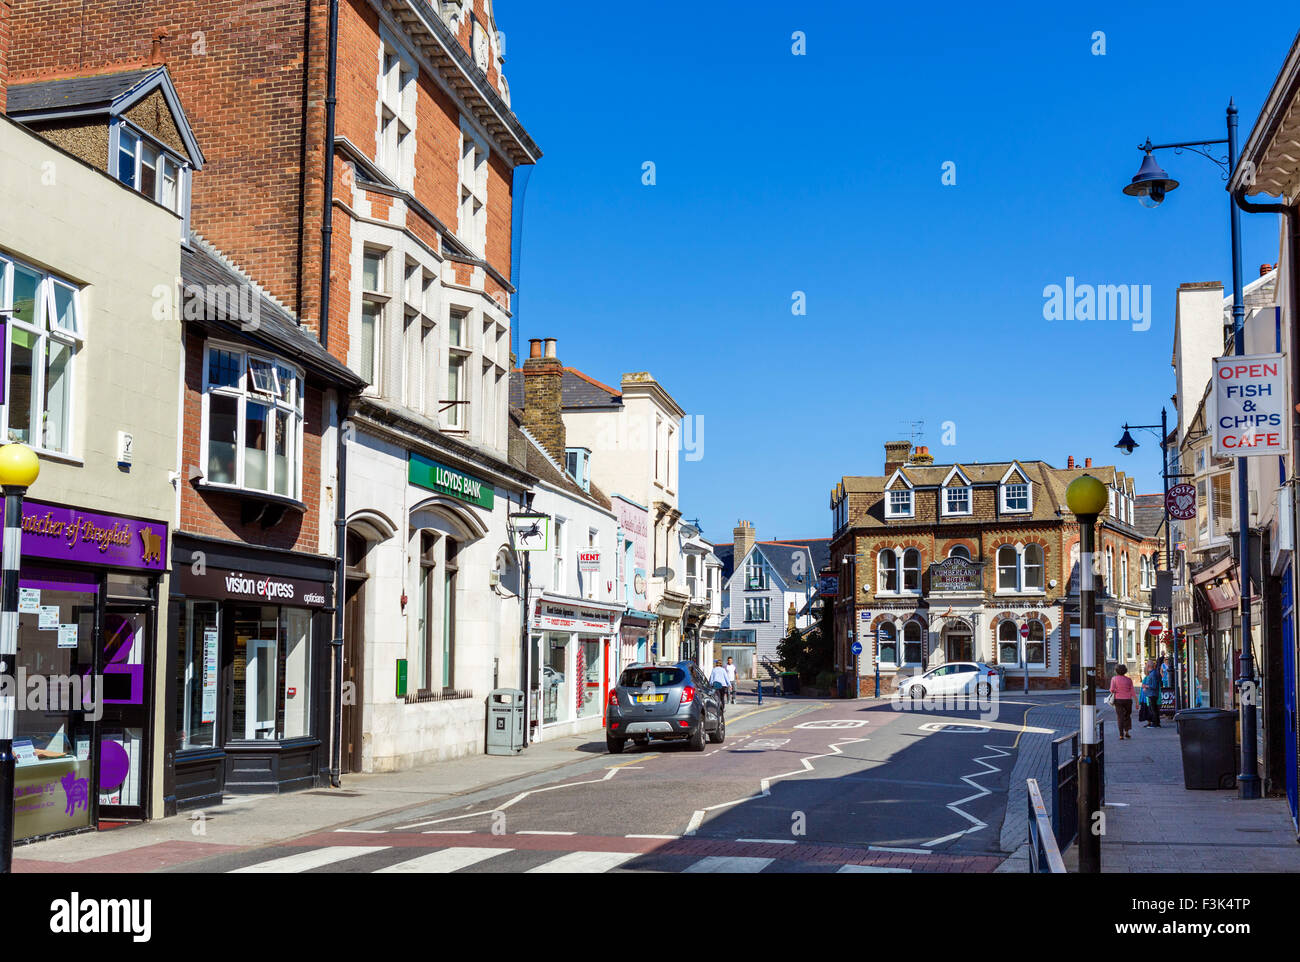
left=1, top=256, right=82, bottom=454
left=202, top=344, right=304, bottom=500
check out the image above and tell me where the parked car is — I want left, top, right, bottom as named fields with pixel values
left=606, top=662, right=725, bottom=753
left=542, top=666, right=564, bottom=689
left=896, top=661, right=999, bottom=701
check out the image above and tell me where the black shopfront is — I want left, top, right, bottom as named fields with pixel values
left=166, top=535, right=335, bottom=813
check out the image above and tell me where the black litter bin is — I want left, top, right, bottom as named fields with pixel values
left=780, top=672, right=799, bottom=695
left=1174, top=708, right=1237, bottom=790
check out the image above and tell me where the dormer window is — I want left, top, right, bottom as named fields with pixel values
left=944, top=485, right=971, bottom=515
left=887, top=489, right=913, bottom=518
left=114, top=122, right=186, bottom=216
left=565, top=447, right=591, bottom=493
left=1002, top=482, right=1031, bottom=513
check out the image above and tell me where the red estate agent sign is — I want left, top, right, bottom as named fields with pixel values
left=1212, top=353, right=1289, bottom=457
left=1166, top=482, right=1196, bottom=520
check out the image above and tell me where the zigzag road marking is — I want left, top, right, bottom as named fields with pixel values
left=922, top=742, right=1013, bottom=847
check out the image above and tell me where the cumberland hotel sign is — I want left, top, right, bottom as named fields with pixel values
left=928, top=557, right=984, bottom=593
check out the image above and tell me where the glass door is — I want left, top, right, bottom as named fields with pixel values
left=246, top=639, right=278, bottom=739
left=98, top=607, right=151, bottom=820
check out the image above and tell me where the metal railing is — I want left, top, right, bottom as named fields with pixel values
left=1049, top=720, right=1106, bottom=852
left=1026, top=777, right=1067, bottom=873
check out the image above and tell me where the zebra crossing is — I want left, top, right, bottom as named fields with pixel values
left=217, top=841, right=916, bottom=874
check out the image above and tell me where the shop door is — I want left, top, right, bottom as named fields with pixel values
left=98, top=607, right=151, bottom=822
left=342, top=577, right=365, bottom=774
left=1069, top=622, right=1080, bottom=686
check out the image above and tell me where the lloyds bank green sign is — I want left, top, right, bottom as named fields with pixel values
left=408, top=453, right=495, bottom=510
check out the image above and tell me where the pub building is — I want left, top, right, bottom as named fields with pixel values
left=10, top=501, right=170, bottom=843
left=165, top=239, right=365, bottom=811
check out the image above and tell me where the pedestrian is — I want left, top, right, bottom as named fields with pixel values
left=725, top=656, right=738, bottom=704
left=1108, top=664, right=1136, bottom=739
left=708, top=659, right=730, bottom=706
left=1141, top=659, right=1162, bottom=728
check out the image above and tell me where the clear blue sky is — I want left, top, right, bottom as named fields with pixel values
left=499, top=0, right=1291, bottom=544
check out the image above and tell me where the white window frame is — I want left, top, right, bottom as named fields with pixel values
left=995, top=543, right=1045, bottom=595
left=0, top=255, right=84, bottom=455
left=200, top=341, right=305, bottom=501
left=886, top=488, right=913, bottom=518
left=876, top=622, right=899, bottom=669
left=1002, top=481, right=1031, bottom=513
left=744, top=554, right=768, bottom=591
left=901, top=621, right=923, bottom=666
left=1024, top=620, right=1047, bottom=668
left=877, top=548, right=898, bottom=594
left=997, top=620, right=1021, bottom=668
left=744, top=596, right=770, bottom=623
left=359, top=247, right=389, bottom=390
left=377, top=42, right=416, bottom=187
left=457, top=118, right=489, bottom=254
left=553, top=517, right=567, bottom=594
left=943, top=484, right=972, bottom=516
left=109, top=118, right=189, bottom=219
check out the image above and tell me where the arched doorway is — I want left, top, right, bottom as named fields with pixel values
left=943, top=620, right=974, bottom=662
left=342, top=529, right=369, bottom=774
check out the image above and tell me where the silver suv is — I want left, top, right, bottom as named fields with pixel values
left=606, top=662, right=726, bottom=753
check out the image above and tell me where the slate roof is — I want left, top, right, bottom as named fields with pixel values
left=7, top=68, right=159, bottom=114
left=1134, top=494, right=1166, bottom=539
left=713, top=538, right=829, bottom=586
left=509, top=368, right=623, bottom=410
left=507, top=411, right=611, bottom=511
left=182, top=238, right=363, bottom=388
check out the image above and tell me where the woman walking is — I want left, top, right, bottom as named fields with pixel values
left=1141, top=659, right=1162, bottom=728
left=1109, top=664, right=1136, bottom=738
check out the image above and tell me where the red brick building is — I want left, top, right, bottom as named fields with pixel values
left=830, top=443, right=1163, bottom=692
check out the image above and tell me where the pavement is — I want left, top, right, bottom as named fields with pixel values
left=1061, top=711, right=1300, bottom=873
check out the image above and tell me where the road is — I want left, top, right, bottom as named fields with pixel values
left=173, top=691, right=1074, bottom=874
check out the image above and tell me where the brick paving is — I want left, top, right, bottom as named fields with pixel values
left=997, top=693, right=1086, bottom=864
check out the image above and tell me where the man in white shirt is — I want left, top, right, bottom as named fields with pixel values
left=724, top=657, right=738, bottom=704
left=708, top=660, right=730, bottom=706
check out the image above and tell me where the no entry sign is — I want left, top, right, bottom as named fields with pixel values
left=1148, top=621, right=1163, bottom=636
left=1020, top=623, right=1030, bottom=639
left=1212, top=353, right=1289, bottom=457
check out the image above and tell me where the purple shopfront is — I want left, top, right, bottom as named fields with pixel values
left=10, top=499, right=168, bottom=842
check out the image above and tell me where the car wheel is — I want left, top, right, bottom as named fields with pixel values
left=688, top=722, right=706, bottom=752
left=606, top=735, right=626, bottom=754
left=708, top=711, right=726, bottom=744
left=977, top=682, right=992, bottom=698
left=911, top=685, right=926, bottom=702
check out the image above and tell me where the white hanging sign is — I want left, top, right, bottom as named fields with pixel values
left=1212, top=353, right=1289, bottom=457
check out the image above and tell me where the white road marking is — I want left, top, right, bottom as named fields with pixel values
left=737, top=838, right=796, bottom=844
left=394, top=765, right=624, bottom=830
left=684, top=856, right=774, bottom=873
left=922, top=742, right=1012, bottom=847
left=333, top=829, right=388, bottom=834
left=377, top=847, right=512, bottom=873
left=838, top=864, right=911, bottom=873
left=684, top=810, right=706, bottom=836
left=795, top=719, right=868, bottom=730
left=421, top=830, right=475, bottom=835
left=516, top=830, right=576, bottom=835
left=231, top=846, right=388, bottom=873
left=869, top=845, right=931, bottom=855
left=626, top=834, right=678, bottom=839
left=527, top=851, right=637, bottom=873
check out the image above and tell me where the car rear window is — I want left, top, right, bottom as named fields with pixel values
left=620, top=667, right=686, bottom=688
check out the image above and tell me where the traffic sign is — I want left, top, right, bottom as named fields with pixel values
left=1020, top=623, right=1030, bottom=639
left=1148, top=621, right=1163, bottom=636
left=850, top=641, right=863, bottom=656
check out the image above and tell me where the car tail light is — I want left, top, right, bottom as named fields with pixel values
left=680, top=685, right=695, bottom=705
left=679, top=720, right=690, bottom=727
left=607, top=688, right=619, bottom=707
left=611, top=722, right=620, bottom=729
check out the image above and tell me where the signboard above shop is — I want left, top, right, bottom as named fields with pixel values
left=408, top=453, right=495, bottom=509
left=20, top=500, right=168, bottom=572
left=1212, top=353, right=1289, bottom=457
left=928, top=557, right=983, bottom=593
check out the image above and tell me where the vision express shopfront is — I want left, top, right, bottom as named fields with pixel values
left=167, top=537, right=333, bottom=811
left=10, top=499, right=168, bottom=843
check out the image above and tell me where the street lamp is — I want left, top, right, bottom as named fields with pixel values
left=1120, top=101, right=1261, bottom=800
left=1067, top=473, right=1107, bottom=874
left=0, top=442, right=39, bottom=874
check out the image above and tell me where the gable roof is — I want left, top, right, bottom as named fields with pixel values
left=507, top=411, right=612, bottom=511
left=508, top=368, right=623, bottom=411
left=1133, top=494, right=1166, bottom=540
left=9, top=66, right=205, bottom=168
left=713, top=538, right=829, bottom=586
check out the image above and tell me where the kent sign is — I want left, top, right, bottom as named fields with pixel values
left=408, top=453, right=495, bottom=509
left=1213, top=353, right=1289, bottom=457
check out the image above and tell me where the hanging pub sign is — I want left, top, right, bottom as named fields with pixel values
left=1165, top=482, right=1196, bottom=520
left=508, top=514, right=549, bottom=551
left=1212, top=353, right=1289, bottom=457
left=816, top=575, right=838, bottom=597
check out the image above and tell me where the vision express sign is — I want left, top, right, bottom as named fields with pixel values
left=177, top=567, right=331, bottom=608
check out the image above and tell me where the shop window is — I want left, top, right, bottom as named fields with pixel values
left=177, top=601, right=219, bottom=750
left=578, top=637, right=603, bottom=719
left=414, top=531, right=436, bottom=692
left=544, top=632, right=569, bottom=724
left=1, top=256, right=82, bottom=454
left=202, top=344, right=303, bottom=499
left=230, top=604, right=313, bottom=740
left=282, top=608, right=312, bottom=738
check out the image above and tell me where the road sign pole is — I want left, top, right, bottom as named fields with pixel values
left=1021, top=622, right=1030, bottom=693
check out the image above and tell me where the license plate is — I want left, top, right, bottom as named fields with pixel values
left=636, top=694, right=665, bottom=704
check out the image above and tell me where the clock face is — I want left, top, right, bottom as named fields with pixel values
left=634, top=574, right=646, bottom=595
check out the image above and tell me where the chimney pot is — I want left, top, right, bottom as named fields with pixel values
left=1261, top=263, right=1274, bottom=277
left=528, top=338, right=542, bottom=359
left=1085, top=457, right=1093, bottom=468
left=544, top=337, right=557, bottom=359
left=1067, top=456, right=1075, bottom=469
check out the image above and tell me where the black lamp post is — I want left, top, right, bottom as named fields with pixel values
left=1121, top=101, right=1261, bottom=800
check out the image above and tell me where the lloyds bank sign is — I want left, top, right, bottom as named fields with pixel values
left=409, top=453, right=495, bottom=510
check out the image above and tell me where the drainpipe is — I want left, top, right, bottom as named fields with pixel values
left=319, top=0, right=339, bottom=351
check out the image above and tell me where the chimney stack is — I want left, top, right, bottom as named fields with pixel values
left=1085, top=457, right=1093, bottom=468
left=0, top=0, right=11, bottom=114
left=521, top=336, right=566, bottom=463
left=1261, top=263, right=1275, bottom=277
left=734, top=520, right=756, bottom=564
left=884, top=441, right=911, bottom=476
left=1067, top=455, right=1075, bottom=469
left=150, top=27, right=168, bottom=66
left=909, top=445, right=934, bottom=465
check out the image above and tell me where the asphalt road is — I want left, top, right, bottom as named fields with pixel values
left=175, top=691, right=1060, bottom=873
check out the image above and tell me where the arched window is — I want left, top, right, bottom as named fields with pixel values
left=998, top=620, right=1020, bottom=665
left=903, top=621, right=923, bottom=664
left=877, top=623, right=898, bottom=665
left=1121, top=554, right=1129, bottom=597
left=948, top=544, right=971, bottom=561
left=1025, top=621, right=1046, bottom=666
left=878, top=549, right=898, bottom=593
left=1139, top=555, right=1149, bottom=589
left=1069, top=543, right=1080, bottom=593
left=997, top=546, right=1018, bottom=591
left=1023, top=544, right=1044, bottom=591
left=902, top=548, right=921, bottom=592
left=1105, top=547, right=1114, bottom=593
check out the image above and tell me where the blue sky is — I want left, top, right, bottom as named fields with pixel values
left=499, top=0, right=1291, bottom=545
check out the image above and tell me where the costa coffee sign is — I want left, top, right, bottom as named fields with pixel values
left=178, top=566, right=330, bottom=608
left=1166, top=483, right=1196, bottom=521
